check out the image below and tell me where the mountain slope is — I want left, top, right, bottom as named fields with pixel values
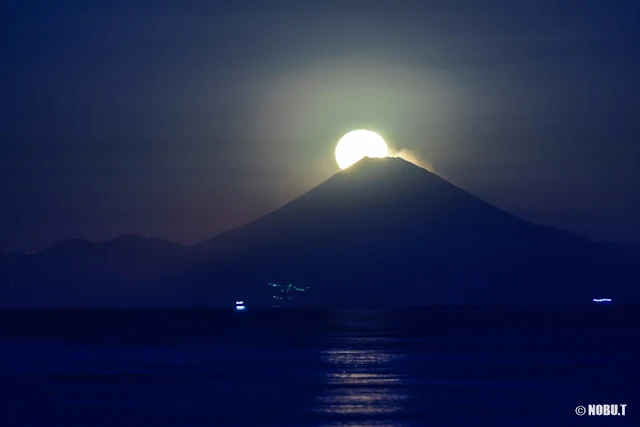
left=194, top=158, right=620, bottom=305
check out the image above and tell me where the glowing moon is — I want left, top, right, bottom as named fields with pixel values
left=335, top=130, right=388, bottom=169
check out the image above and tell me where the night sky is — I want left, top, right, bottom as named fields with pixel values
left=2, top=0, right=639, bottom=251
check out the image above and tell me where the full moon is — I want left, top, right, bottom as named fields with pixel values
left=335, top=130, right=389, bottom=169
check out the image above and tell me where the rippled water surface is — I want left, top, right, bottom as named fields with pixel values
left=0, top=307, right=637, bottom=426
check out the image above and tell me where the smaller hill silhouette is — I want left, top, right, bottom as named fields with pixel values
left=1, top=235, right=188, bottom=308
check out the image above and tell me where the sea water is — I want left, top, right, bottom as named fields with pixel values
left=0, top=307, right=637, bottom=426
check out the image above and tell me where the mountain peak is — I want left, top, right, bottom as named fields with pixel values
left=342, top=155, right=429, bottom=178
left=349, top=155, right=413, bottom=167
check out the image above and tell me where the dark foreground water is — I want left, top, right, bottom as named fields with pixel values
left=0, top=307, right=637, bottom=426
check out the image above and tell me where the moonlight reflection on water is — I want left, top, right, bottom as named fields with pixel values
left=315, top=338, right=410, bottom=418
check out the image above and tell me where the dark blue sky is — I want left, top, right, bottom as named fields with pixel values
left=2, top=0, right=640, bottom=250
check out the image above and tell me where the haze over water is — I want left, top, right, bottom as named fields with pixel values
left=1, top=307, right=636, bottom=426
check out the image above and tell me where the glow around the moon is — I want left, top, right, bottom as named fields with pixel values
left=335, top=130, right=389, bottom=169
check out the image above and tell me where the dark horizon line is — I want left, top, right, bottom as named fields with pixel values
left=0, top=304, right=633, bottom=311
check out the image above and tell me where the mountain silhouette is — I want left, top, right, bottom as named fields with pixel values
left=1, top=157, right=637, bottom=307
left=1, top=235, right=188, bottom=307
left=193, top=157, right=626, bottom=305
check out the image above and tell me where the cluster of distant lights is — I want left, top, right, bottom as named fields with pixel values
left=234, top=282, right=309, bottom=310
left=268, top=282, right=308, bottom=292
left=593, top=298, right=612, bottom=303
